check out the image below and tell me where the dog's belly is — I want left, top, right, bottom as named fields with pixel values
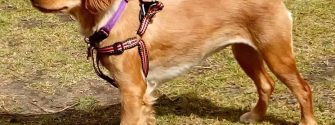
left=146, top=36, right=255, bottom=85
left=147, top=62, right=196, bottom=84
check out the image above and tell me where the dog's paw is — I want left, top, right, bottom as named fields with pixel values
left=239, top=112, right=263, bottom=123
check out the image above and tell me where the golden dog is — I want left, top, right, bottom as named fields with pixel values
left=30, top=0, right=317, bottom=124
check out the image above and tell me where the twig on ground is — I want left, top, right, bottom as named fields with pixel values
left=30, top=102, right=79, bottom=114
left=193, top=66, right=213, bottom=69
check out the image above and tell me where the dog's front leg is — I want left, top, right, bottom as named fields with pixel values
left=120, top=88, right=155, bottom=125
left=102, top=50, right=155, bottom=125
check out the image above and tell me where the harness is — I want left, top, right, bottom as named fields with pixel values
left=85, top=0, right=164, bottom=88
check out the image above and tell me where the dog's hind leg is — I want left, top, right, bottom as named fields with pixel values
left=244, top=4, right=317, bottom=124
left=253, top=16, right=317, bottom=124
left=232, top=44, right=275, bottom=123
left=258, top=37, right=316, bottom=125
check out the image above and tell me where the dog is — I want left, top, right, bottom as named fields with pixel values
left=30, top=0, right=317, bottom=124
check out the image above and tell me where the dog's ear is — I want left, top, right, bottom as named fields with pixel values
left=83, top=0, right=115, bottom=14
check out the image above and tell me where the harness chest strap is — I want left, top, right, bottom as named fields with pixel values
left=86, top=0, right=164, bottom=88
left=95, top=37, right=149, bottom=76
left=89, top=38, right=149, bottom=88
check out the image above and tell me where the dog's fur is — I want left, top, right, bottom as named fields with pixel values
left=30, top=0, right=317, bottom=124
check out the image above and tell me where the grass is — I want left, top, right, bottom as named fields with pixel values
left=74, top=97, right=98, bottom=112
left=0, top=0, right=334, bottom=124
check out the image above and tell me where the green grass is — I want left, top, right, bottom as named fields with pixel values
left=0, top=0, right=334, bottom=124
left=74, top=97, right=98, bottom=112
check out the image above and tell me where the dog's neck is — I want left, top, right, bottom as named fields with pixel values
left=70, top=0, right=139, bottom=39
left=92, top=0, right=124, bottom=34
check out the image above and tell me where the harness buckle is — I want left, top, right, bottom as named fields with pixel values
left=112, top=42, right=125, bottom=55
left=88, top=28, right=109, bottom=44
left=139, top=1, right=158, bottom=21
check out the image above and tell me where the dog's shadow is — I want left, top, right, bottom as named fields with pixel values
left=1, top=93, right=296, bottom=125
left=155, top=93, right=296, bottom=125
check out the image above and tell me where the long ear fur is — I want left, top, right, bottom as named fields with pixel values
left=83, top=0, right=115, bottom=14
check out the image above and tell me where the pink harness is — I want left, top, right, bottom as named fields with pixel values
left=85, top=0, right=164, bottom=88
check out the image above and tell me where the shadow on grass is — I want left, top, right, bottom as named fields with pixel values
left=0, top=93, right=296, bottom=125
left=155, top=93, right=297, bottom=125
left=0, top=105, right=121, bottom=125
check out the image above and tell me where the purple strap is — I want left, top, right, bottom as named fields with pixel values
left=102, top=0, right=128, bottom=33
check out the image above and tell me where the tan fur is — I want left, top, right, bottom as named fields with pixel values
left=83, top=0, right=116, bottom=14
left=31, top=0, right=317, bottom=125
